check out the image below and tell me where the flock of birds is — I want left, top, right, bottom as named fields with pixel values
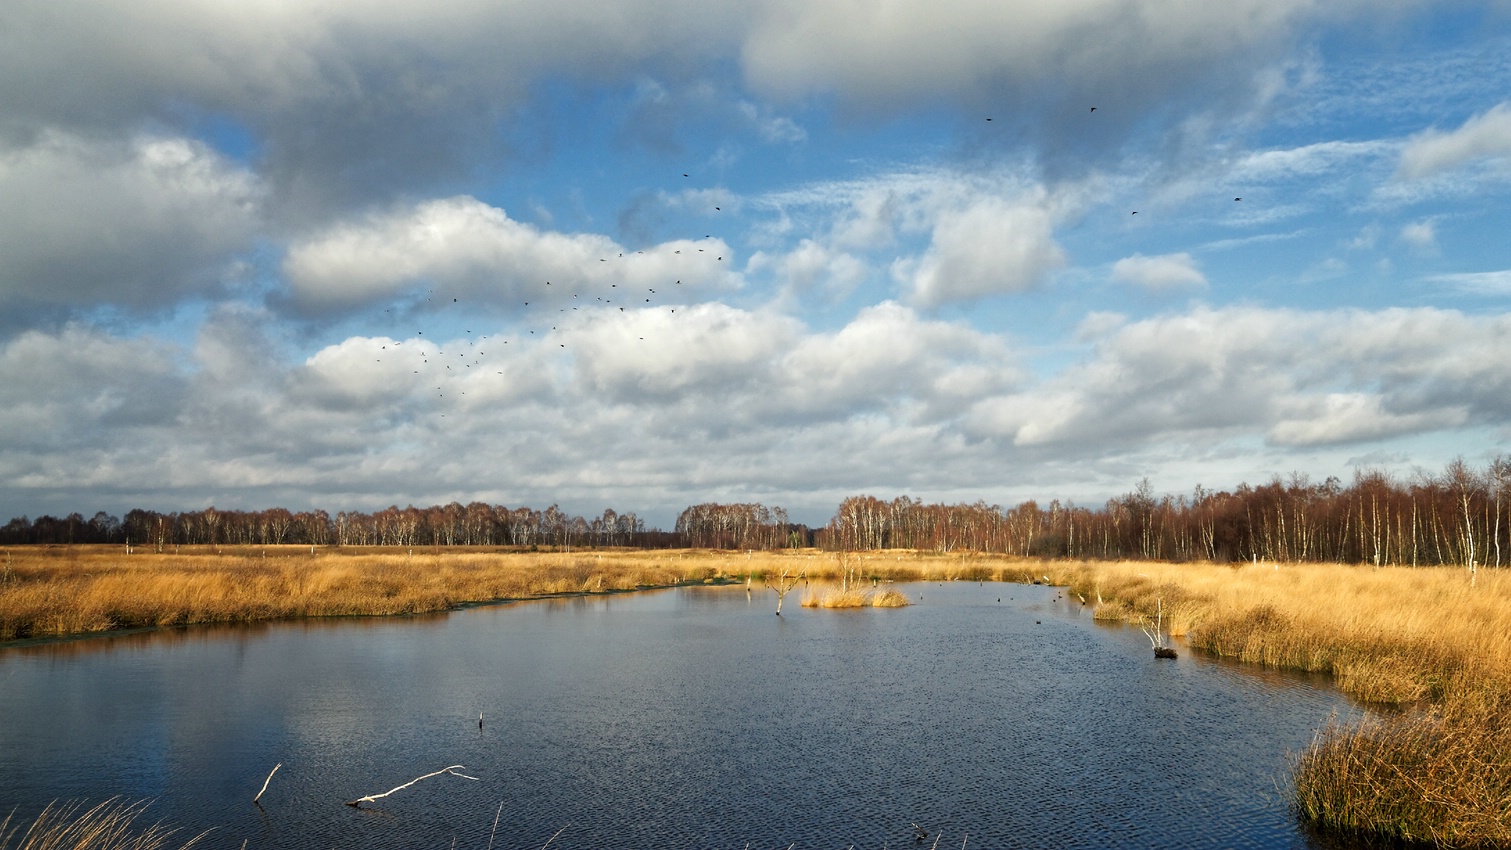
left=372, top=107, right=1243, bottom=411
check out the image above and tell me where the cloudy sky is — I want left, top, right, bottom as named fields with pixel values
left=3, top=1, right=1510, bottom=527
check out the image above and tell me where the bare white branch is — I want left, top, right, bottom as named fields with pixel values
left=345, top=765, right=479, bottom=807
left=253, top=763, right=281, bottom=804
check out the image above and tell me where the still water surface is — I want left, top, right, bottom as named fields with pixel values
left=0, top=582, right=1362, bottom=849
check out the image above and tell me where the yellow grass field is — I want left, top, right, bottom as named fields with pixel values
left=0, top=546, right=1018, bottom=643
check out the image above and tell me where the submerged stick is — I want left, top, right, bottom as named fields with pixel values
left=540, top=824, right=569, bottom=850
left=345, top=765, right=479, bottom=807
left=487, top=799, right=504, bottom=850
left=253, top=763, right=282, bottom=804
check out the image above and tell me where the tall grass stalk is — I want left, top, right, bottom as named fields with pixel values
left=0, top=799, right=206, bottom=850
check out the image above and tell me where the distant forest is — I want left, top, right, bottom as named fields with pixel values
left=4, top=455, right=1507, bottom=567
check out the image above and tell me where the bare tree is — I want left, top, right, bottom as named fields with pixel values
left=764, top=566, right=807, bottom=615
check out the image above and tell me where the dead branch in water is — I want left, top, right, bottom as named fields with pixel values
left=253, top=762, right=281, bottom=804
left=345, top=765, right=479, bottom=807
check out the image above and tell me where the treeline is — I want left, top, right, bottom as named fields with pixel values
left=0, top=503, right=674, bottom=550
left=821, top=456, right=1510, bottom=568
left=4, top=455, right=1507, bottom=567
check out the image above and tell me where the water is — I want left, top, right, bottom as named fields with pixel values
left=0, top=582, right=1362, bottom=849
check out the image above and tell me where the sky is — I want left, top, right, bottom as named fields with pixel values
left=2, top=0, right=1511, bottom=529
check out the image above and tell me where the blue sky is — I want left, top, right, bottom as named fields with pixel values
left=2, top=0, right=1510, bottom=527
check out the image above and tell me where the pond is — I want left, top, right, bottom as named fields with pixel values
left=0, top=582, right=1363, bottom=849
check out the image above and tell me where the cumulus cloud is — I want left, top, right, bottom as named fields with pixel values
left=4, top=301, right=1510, bottom=523
left=743, top=0, right=1324, bottom=103
left=1397, top=101, right=1511, bottom=179
left=965, top=306, right=1511, bottom=450
left=282, top=195, right=737, bottom=312
left=1110, top=252, right=1207, bottom=293
left=897, top=195, right=1064, bottom=307
left=0, top=132, right=262, bottom=318
left=749, top=239, right=869, bottom=303
left=0, top=0, right=748, bottom=209
left=1269, top=393, right=1466, bottom=446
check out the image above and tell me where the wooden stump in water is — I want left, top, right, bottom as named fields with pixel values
left=1154, top=646, right=1178, bottom=659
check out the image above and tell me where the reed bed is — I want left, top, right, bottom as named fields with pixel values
left=0, top=799, right=205, bottom=850
left=0, top=547, right=1061, bottom=643
left=800, top=584, right=912, bottom=608
left=0, top=546, right=730, bottom=642
left=1067, top=560, right=1511, bottom=848
left=1064, top=561, right=1511, bottom=704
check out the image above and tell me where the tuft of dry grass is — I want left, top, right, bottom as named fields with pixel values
left=1293, top=680, right=1511, bottom=848
left=0, top=799, right=206, bottom=850
left=800, top=583, right=912, bottom=608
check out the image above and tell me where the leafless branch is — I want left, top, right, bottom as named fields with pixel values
left=345, top=765, right=479, bottom=807
left=253, top=763, right=281, bottom=804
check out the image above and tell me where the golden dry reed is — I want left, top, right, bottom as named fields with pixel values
left=0, top=798, right=206, bottom=850
left=1066, top=560, right=1511, bottom=848
left=0, top=546, right=1024, bottom=643
left=801, top=584, right=912, bottom=608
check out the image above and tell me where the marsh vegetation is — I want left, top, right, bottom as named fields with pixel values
left=1070, top=561, right=1511, bottom=848
left=4, top=546, right=1509, bottom=846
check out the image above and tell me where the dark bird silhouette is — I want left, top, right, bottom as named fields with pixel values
left=1235, top=197, right=1242, bottom=201
left=1090, top=106, right=1097, bottom=112
left=1131, top=211, right=1138, bottom=215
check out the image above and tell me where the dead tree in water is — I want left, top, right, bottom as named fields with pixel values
left=1141, top=595, right=1177, bottom=659
left=764, top=566, right=807, bottom=615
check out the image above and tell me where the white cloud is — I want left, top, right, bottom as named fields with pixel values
left=738, top=101, right=807, bottom=144
left=898, top=194, right=1064, bottom=307
left=965, top=305, right=1511, bottom=450
left=0, top=132, right=263, bottom=313
left=0, top=325, right=184, bottom=455
left=1425, top=270, right=1511, bottom=296
left=1398, top=101, right=1511, bottom=179
left=749, top=239, right=869, bottom=303
left=1269, top=392, right=1466, bottom=446
left=743, top=0, right=1325, bottom=103
left=282, top=196, right=737, bottom=311
left=1398, top=219, right=1437, bottom=252
left=1110, top=252, right=1207, bottom=293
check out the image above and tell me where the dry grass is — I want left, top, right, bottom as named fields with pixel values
left=0, top=545, right=737, bottom=642
left=0, top=547, right=1062, bottom=643
left=0, top=799, right=205, bottom=850
left=1065, top=560, right=1511, bottom=705
left=1067, top=560, right=1511, bottom=848
left=800, top=583, right=912, bottom=608
left=1293, top=685, right=1511, bottom=849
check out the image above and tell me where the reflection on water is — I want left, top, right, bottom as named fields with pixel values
left=0, top=583, right=1363, bottom=849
